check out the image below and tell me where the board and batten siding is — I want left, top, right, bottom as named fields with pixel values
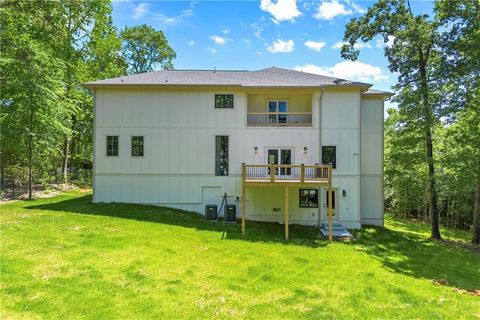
left=94, top=88, right=323, bottom=224
left=320, top=89, right=361, bottom=228
left=360, top=96, right=385, bottom=226
left=93, top=86, right=383, bottom=228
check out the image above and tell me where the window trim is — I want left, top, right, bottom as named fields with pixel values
left=106, top=135, right=119, bottom=157
left=321, top=145, right=337, bottom=170
left=131, top=135, right=145, bottom=157
left=299, top=189, right=319, bottom=208
left=215, top=135, right=229, bottom=176
left=214, top=94, right=234, bottom=109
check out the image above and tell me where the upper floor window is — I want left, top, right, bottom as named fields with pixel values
left=215, top=136, right=229, bottom=176
left=215, top=94, right=234, bottom=108
left=106, top=136, right=119, bottom=157
left=131, top=136, right=144, bottom=157
left=322, top=146, right=336, bottom=169
left=268, top=100, right=287, bottom=124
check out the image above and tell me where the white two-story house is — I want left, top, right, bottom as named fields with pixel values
left=85, top=67, right=392, bottom=238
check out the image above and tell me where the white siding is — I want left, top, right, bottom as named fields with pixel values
left=360, top=96, right=384, bottom=226
left=93, top=86, right=384, bottom=229
left=320, top=89, right=361, bottom=228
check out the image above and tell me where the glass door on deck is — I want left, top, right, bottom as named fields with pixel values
left=267, top=148, right=291, bottom=176
left=280, top=149, right=291, bottom=175
left=267, top=149, right=279, bottom=175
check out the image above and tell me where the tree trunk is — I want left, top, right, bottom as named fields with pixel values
left=418, top=52, right=442, bottom=240
left=472, top=178, right=480, bottom=244
left=62, top=136, right=69, bottom=183
left=28, top=105, right=34, bottom=200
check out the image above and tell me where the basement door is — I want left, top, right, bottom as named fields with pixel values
left=320, top=189, right=339, bottom=221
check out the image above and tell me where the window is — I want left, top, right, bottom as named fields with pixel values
left=322, top=146, right=336, bottom=169
left=299, top=189, right=318, bottom=208
left=106, top=136, right=119, bottom=156
left=131, top=136, right=144, bottom=157
left=268, top=100, right=287, bottom=123
left=215, top=136, right=228, bottom=176
left=215, top=94, right=234, bottom=108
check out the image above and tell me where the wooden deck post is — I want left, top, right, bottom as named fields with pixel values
left=270, top=164, right=275, bottom=183
left=300, top=163, right=305, bottom=182
left=242, top=163, right=246, bottom=237
left=285, top=186, right=289, bottom=241
left=327, top=165, right=333, bottom=242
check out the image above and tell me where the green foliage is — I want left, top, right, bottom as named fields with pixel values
left=1, top=192, right=479, bottom=318
left=121, top=24, right=176, bottom=74
left=342, top=0, right=444, bottom=239
left=1, top=1, right=176, bottom=197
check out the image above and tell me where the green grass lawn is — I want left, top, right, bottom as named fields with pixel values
left=1, top=191, right=479, bottom=319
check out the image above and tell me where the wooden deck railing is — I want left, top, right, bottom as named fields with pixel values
left=247, top=112, right=312, bottom=126
left=242, top=164, right=331, bottom=184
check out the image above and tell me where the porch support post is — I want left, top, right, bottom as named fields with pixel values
left=242, top=163, right=246, bottom=237
left=285, top=186, right=289, bottom=241
left=242, top=184, right=246, bottom=237
left=328, top=186, right=333, bottom=242
left=328, top=165, right=333, bottom=243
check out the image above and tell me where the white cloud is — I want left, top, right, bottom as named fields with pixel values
left=187, top=40, right=195, bottom=46
left=304, top=40, right=326, bottom=52
left=267, top=39, right=295, bottom=53
left=260, top=0, right=301, bottom=23
left=243, top=38, right=252, bottom=45
left=376, top=35, right=395, bottom=48
left=251, top=22, right=264, bottom=40
left=313, top=0, right=352, bottom=20
left=208, top=47, right=217, bottom=54
left=209, top=35, right=227, bottom=46
left=293, top=61, right=389, bottom=82
left=132, top=2, right=149, bottom=19
left=346, top=0, right=367, bottom=14
left=331, top=41, right=371, bottom=49
left=155, top=8, right=194, bottom=25
left=222, top=27, right=230, bottom=34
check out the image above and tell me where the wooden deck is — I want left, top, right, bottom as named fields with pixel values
left=241, top=163, right=335, bottom=242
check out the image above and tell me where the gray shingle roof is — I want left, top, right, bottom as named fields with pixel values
left=84, top=67, right=373, bottom=88
left=362, top=88, right=395, bottom=97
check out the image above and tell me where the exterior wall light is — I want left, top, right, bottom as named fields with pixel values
left=304, top=147, right=308, bottom=154
left=342, top=189, right=347, bottom=197
left=254, top=146, right=258, bottom=154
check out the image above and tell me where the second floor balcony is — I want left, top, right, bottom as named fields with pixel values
left=247, top=92, right=313, bottom=127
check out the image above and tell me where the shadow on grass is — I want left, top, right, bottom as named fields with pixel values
left=25, top=194, right=327, bottom=248
left=350, top=225, right=480, bottom=291
left=25, top=194, right=480, bottom=290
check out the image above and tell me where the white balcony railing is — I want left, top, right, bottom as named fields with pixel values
left=247, top=112, right=312, bottom=126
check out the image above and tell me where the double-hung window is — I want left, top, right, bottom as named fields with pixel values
left=106, top=136, right=119, bottom=156
left=131, top=136, right=144, bottom=157
left=322, top=146, right=337, bottom=169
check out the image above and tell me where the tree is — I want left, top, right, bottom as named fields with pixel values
left=56, top=0, right=127, bottom=182
left=435, top=0, right=480, bottom=243
left=341, top=0, right=443, bottom=239
left=1, top=1, right=67, bottom=198
left=121, top=24, right=176, bottom=74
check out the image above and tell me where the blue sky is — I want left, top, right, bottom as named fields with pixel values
left=112, top=0, right=433, bottom=105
